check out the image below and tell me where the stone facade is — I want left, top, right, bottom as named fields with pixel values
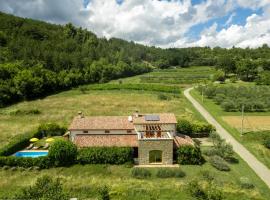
left=138, top=139, right=173, bottom=165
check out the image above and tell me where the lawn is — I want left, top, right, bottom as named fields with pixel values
left=191, top=89, right=270, bottom=169
left=0, top=88, right=204, bottom=147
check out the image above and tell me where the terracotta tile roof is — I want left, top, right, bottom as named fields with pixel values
left=173, top=135, right=194, bottom=148
left=133, top=113, right=177, bottom=124
left=74, top=134, right=138, bottom=147
left=69, top=116, right=134, bottom=130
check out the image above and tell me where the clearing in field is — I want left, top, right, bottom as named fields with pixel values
left=222, top=116, right=270, bottom=132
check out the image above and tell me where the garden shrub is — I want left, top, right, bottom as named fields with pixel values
left=191, top=122, right=215, bottom=136
left=131, top=168, right=151, bottom=179
left=77, top=147, right=133, bottom=165
left=156, top=168, right=185, bottom=178
left=239, top=177, right=254, bottom=189
left=98, top=185, right=110, bottom=200
left=177, top=145, right=204, bottom=165
left=209, top=156, right=230, bottom=171
left=177, top=119, right=214, bottom=137
left=187, top=179, right=223, bottom=200
left=186, top=179, right=207, bottom=199
left=263, top=136, right=270, bottom=149
left=48, top=140, right=77, bottom=167
left=206, top=132, right=234, bottom=161
left=157, top=93, right=171, bottom=100
left=38, top=123, right=67, bottom=137
left=177, top=119, right=193, bottom=135
left=15, top=175, right=68, bottom=200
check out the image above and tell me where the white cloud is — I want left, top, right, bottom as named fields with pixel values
left=0, top=0, right=269, bottom=48
left=188, top=11, right=270, bottom=48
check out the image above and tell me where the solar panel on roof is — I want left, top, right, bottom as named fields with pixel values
left=145, top=115, right=160, bottom=121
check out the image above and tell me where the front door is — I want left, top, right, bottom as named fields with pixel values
left=149, top=150, right=162, bottom=164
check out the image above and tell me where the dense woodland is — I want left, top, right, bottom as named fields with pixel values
left=0, top=12, right=270, bottom=107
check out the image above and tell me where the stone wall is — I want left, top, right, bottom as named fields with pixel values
left=138, top=139, right=173, bottom=165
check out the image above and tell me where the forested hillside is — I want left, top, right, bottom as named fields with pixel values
left=0, top=12, right=270, bottom=107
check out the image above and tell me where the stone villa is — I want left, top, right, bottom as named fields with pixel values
left=69, top=111, right=193, bottom=165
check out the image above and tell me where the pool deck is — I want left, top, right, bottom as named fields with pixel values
left=19, top=150, right=48, bottom=152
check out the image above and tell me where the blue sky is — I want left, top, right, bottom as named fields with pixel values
left=0, top=0, right=269, bottom=48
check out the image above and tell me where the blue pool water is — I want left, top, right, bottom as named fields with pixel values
left=15, top=151, right=48, bottom=158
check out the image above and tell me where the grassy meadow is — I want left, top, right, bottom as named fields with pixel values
left=0, top=88, right=204, bottom=147
left=1, top=151, right=270, bottom=199
left=191, top=89, right=270, bottom=169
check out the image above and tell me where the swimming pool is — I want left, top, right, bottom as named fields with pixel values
left=15, top=151, right=48, bottom=158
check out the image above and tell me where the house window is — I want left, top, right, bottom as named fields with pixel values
left=105, top=130, right=110, bottom=133
left=149, top=150, right=162, bottom=163
left=127, top=130, right=132, bottom=133
left=83, top=130, right=88, bottom=133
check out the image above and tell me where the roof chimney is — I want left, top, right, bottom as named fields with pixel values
left=78, top=111, right=84, bottom=118
left=134, top=110, right=139, bottom=118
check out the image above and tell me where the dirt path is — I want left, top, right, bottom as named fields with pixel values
left=184, top=87, right=270, bottom=188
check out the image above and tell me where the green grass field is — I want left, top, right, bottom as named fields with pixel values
left=0, top=88, right=204, bottom=147
left=191, top=89, right=270, bottom=169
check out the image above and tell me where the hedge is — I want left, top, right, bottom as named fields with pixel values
left=0, top=156, right=52, bottom=169
left=77, top=147, right=133, bottom=165
left=85, top=83, right=181, bottom=94
left=176, top=119, right=215, bottom=137
left=0, top=123, right=66, bottom=156
left=177, top=145, right=204, bottom=165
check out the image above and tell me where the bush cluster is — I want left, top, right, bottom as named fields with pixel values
left=156, top=168, right=185, bottom=178
left=177, top=119, right=215, bottom=137
left=209, top=156, right=230, bottom=171
left=131, top=168, right=151, bottom=179
left=177, top=145, right=204, bottom=165
left=77, top=147, right=133, bottom=165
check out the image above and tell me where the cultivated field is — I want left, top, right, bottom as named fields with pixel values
left=111, top=66, right=217, bottom=85
left=223, top=116, right=270, bottom=132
